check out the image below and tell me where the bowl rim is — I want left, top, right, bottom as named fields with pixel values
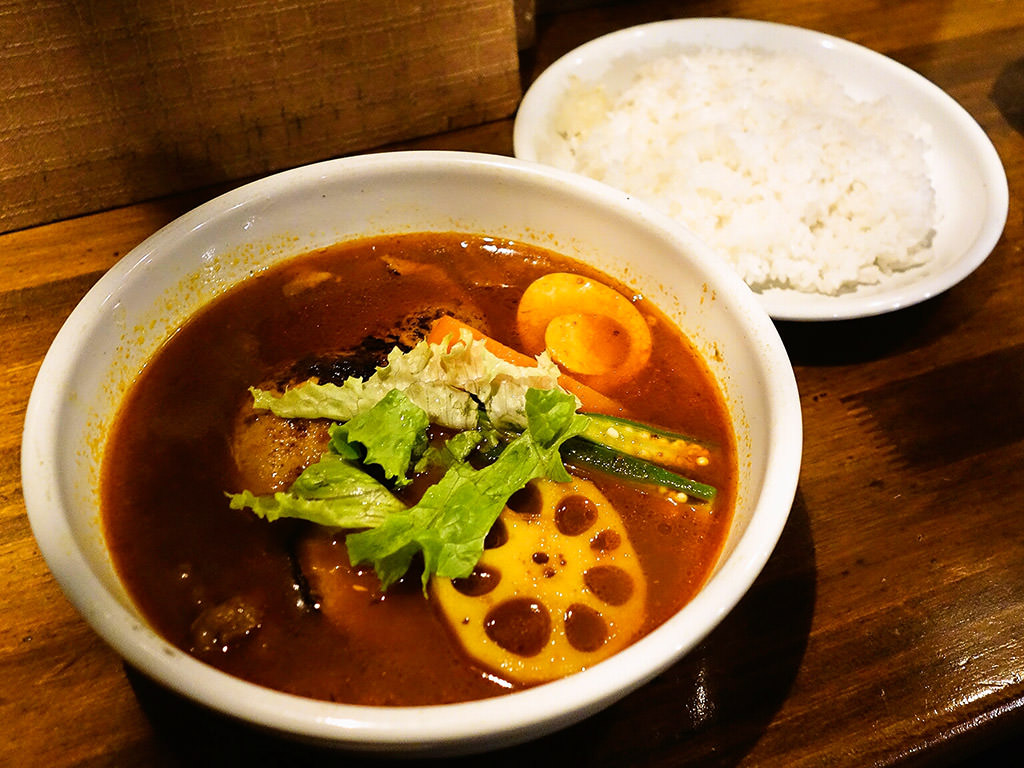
left=21, top=149, right=802, bottom=751
left=513, top=17, right=1009, bottom=323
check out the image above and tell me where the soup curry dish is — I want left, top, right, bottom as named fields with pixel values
left=102, top=232, right=737, bottom=705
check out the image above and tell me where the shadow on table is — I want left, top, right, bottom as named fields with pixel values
left=127, top=494, right=816, bottom=768
left=991, top=55, right=1024, bottom=137
left=772, top=247, right=1004, bottom=370
left=774, top=297, right=953, bottom=368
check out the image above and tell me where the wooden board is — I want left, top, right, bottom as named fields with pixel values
left=0, top=0, right=521, bottom=233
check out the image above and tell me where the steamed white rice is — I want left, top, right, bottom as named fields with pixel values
left=552, top=47, right=937, bottom=295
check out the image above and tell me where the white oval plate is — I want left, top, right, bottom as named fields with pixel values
left=514, top=18, right=1009, bottom=322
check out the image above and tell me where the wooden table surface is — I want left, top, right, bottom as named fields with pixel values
left=3, top=1, right=1022, bottom=765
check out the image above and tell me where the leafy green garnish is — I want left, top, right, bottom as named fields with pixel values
left=227, top=452, right=405, bottom=528
left=230, top=337, right=594, bottom=592
left=329, top=389, right=429, bottom=487
left=345, top=388, right=589, bottom=590
left=413, top=428, right=484, bottom=474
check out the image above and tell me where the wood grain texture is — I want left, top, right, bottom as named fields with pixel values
left=0, top=0, right=521, bottom=234
left=3, top=0, right=1024, bottom=765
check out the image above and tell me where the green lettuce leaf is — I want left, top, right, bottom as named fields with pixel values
left=227, top=452, right=405, bottom=528
left=329, top=389, right=429, bottom=487
left=345, top=388, right=590, bottom=590
left=413, top=428, right=485, bottom=474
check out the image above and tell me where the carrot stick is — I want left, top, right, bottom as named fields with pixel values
left=427, top=315, right=622, bottom=414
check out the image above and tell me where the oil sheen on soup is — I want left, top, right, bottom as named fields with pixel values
left=102, top=232, right=737, bottom=706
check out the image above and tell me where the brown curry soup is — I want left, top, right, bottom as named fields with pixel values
left=101, top=232, right=736, bottom=705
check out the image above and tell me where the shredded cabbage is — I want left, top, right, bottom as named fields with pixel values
left=250, top=330, right=573, bottom=431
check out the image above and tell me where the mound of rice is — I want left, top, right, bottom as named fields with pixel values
left=552, top=47, right=937, bottom=295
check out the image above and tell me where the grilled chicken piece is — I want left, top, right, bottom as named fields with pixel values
left=230, top=405, right=332, bottom=495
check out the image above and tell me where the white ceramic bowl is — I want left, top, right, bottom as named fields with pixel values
left=514, top=18, right=1009, bottom=321
left=22, top=151, right=801, bottom=755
